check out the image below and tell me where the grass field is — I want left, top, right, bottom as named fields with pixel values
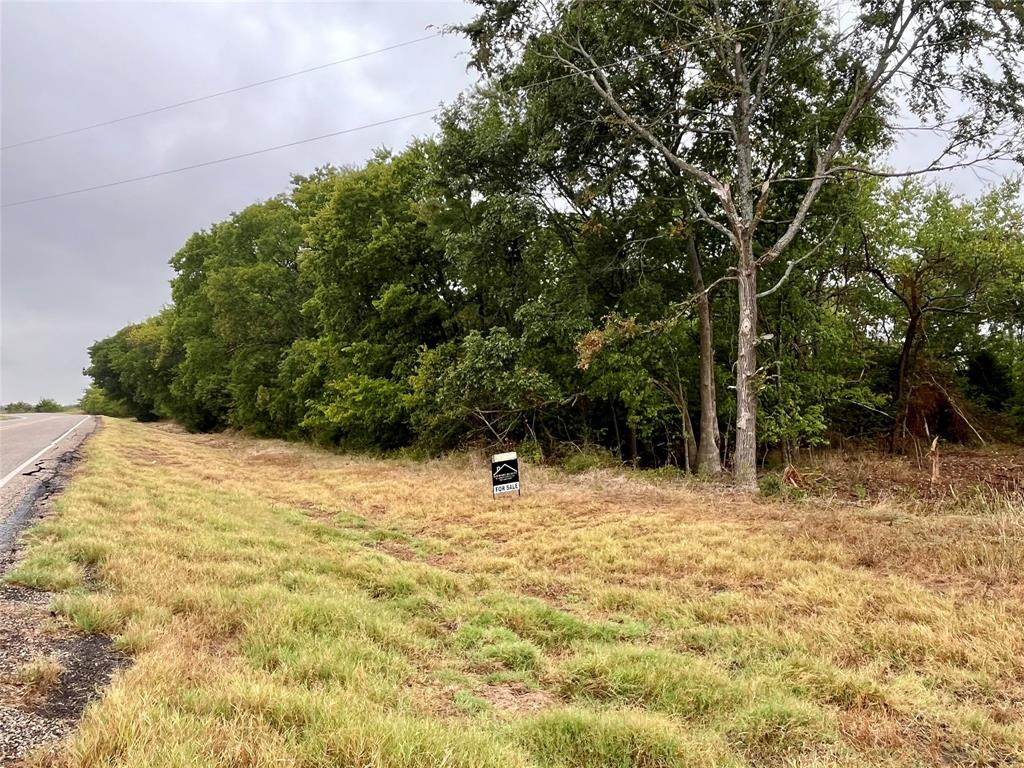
left=7, top=418, right=1024, bottom=767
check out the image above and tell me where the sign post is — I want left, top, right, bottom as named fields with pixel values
left=491, top=451, right=521, bottom=497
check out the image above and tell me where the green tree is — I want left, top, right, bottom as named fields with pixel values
left=410, top=328, right=560, bottom=448
left=85, top=314, right=175, bottom=421
left=438, top=78, right=728, bottom=466
left=852, top=178, right=1024, bottom=440
left=79, top=385, right=131, bottom=417
left=166, top=176, right=325, bottom=432
left=459, top=0, right=1024, bottom=486
left=301, top=144, right=458, bottom=447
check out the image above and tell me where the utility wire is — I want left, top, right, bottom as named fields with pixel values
left=3, top=9, right=833, bottom=154
left=0, top=33, right=441, bottom=150
left=6, top=3, right=993, bottom=209
left=0, top=15, right=876, bottom=209
left=1, top=109, right=439, bottom=208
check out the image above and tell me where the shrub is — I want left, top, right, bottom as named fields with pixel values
left=758, top=474, right=783, bottom=497
left=79, top=385, right=132, bottom=417
left=562, top=446, right=620, bottom=474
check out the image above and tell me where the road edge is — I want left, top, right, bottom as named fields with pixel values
left=0, top=418, right=98, bottom=574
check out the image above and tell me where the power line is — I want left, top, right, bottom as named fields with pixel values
left=0, top=8, right=866, bottom=210
left=0, top=33, right=441, bottom=151
left=6, top=3, right=982, bottom=210
left=1, top=109, right=440, bottom=208
left=1, top=49, right=668, bottom=209
left=3, top=9, right=833, bottom=153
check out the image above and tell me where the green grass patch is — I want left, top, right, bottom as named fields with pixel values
left=6, top=549, right=82, bottom=590
left=560, top=647, right=741, bottom=720
left=516, top=708, right=738, bottom=768
left=724, top=693, right=836, bottom=759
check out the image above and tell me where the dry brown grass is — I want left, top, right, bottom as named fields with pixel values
left=15, top=655, right=63, bottom=697
left=8, top=418, right=1024, bottom=767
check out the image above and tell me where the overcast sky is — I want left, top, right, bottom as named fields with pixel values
left=1, top=2, right=1018, bottom=405
left=1, top=1, right=477, bottom=404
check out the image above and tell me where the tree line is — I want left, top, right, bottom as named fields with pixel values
left=83, top=1, right=1024, bottom=486
left=2, top=399, right=65, bottom=413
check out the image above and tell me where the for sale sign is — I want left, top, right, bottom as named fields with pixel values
left=491, top=452, right=521, bottom=496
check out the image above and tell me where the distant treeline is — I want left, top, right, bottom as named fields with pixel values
left=2, top=399, right=66, bottom=413
left=83, top=2, right=1024, bottom=479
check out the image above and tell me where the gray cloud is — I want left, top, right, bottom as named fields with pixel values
left=1, top=0, right=476, bottom=404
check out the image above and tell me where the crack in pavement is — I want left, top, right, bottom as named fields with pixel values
left=0, top=450, right=82, bottom=569
left=18, top=461, right=51, bottom=479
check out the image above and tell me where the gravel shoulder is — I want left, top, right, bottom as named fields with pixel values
left=0, top=420, right=128, bottom=766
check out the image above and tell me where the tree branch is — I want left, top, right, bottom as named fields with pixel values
left=760, top=3, right=942, bottom=266
left=756, top=254, right=808, bottom=299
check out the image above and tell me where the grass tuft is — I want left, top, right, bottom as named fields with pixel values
left=560, top=647, right=740, bottom=720
left=16, top=654, right=63, bottom=696
left=516, top=708, right=736, bottom=768
left=725, top=693, right=836, bottom=759
left=6, top=548, right=82, bottom=591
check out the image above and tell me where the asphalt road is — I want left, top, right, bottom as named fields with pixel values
left=0, top=413, right=93, bottom=484
left=0, top=414, right=95, bottom=541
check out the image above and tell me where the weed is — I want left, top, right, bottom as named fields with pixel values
left=16, top=654, right=63, bottom=696
left=455, top=622, right=541, bottom=672
left=560, top=446, right=620, bottom=474
left=759, top=473, right=784, bottom=497
left=453, top=689, right=493, bottom=716
left=517, top=438, right=544, bottom=465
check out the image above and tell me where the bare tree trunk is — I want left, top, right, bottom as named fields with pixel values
left=560, top=2, right=998, bottom=487
left=732, top=55, right=759, bottom=490
left=611, top=405, right=621, bottom=459
left=667, top=424, right=683, bottom=470
left=734, top=255, right=759, bottom=489
left=890, top=310, right=921, bottom=452
left=895, top=311, right=921, bottom=406
left=681, top=406, right=697, bottom=473
left=686, top=232, right=722, bottom=475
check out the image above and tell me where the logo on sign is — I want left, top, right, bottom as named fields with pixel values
left=491, top=451, right=521, bottom=496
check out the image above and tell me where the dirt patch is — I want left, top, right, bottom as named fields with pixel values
left=0, top=587, right=129, bottom=764
left=123, top=446, right=165, bottom=466
left=793, top=444, right=1024, bottom=501
left=476, top=682, right=557, bottom=713
left=366, top=539, right=422, bottom=562
left=145, top=422, right=189, bottom=435
left=245, top=447, right=302, bottom=468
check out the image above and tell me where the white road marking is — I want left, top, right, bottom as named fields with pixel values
left=0, top=416, right=91, bottom=489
